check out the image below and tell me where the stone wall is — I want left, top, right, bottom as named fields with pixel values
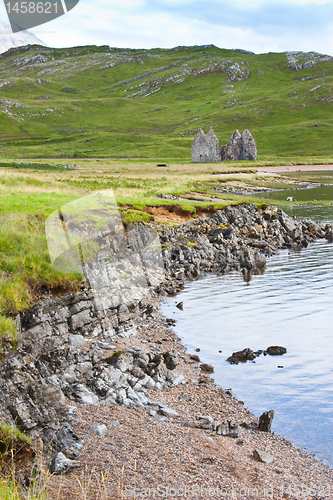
left=206, top=129, right=220, bottom=162
left=191, top=128, right=220, bottom=162
left=191, top=128, right=210, bottom=162
left=222, top=129, right=257, bottom=161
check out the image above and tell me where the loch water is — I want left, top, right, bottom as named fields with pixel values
left=161, top=203, right=333, bottom=466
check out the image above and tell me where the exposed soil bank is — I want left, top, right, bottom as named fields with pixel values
left=1, top=203, right=332, bottom=498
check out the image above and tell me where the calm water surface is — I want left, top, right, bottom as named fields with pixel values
left=161, top=204, right=333, bottom=466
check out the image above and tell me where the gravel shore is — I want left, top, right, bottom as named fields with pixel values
left=49, top=300, right=333, bottom=500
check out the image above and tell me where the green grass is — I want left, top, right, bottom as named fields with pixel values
left=0, top=423, right=43, bottom=500
left=0, top=213, right=81, bottom=318
left=1, top=45, right=333, bottom=158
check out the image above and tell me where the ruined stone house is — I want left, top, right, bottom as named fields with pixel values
left=191, top=128, right=257, bottom=162
left=222, top=129, right=257, bottom=161
left=191, top=128, right=220, bottom=162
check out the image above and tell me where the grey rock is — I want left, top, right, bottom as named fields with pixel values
left=62, top=442, right=84, bottom=460
left=215, top=420, right=242, bottom=438
left=113, top=351, right=134, bottom=372
left=258, top=410, right=275, bottom=432
left=73, top=384, right=99, bottom=405
left=9, top=400, right=37, bottom=430
left=91, top=424, right=107, bottom=436
left=163, top=350, right=179, bottom=370
left=118, top=304, right=131, bottom=323
left=195, top=415, right=215, bottom=430
left=253, top=449, right=274, bottom=464
left=51, top=452, right=80, bottom=474
left=325, top=227, right=333, bottom=242
left=186, top=415, right=242, bottom=438
left=69, top=309, right=91, bottom=330
left=57, top=426, right=84, bottom=459
left=153, top=414, right=168, bottom=422
left=158, top=406, right=179, bottom=418
left=179, top=393, right=191, bottom=402
left=117, top=327, right=137, bottom=339
left=110, top=420, right=120, bottom=426
left=171, top=373, right=185, bottom=386
left=98, top=341, right=117, bottom=349
left=70, top=301, right=91, bottom=315
left=200, top=363, right=214, bottom=373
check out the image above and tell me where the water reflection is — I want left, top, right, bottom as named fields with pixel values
left=161, top=205, right=333, bottom=466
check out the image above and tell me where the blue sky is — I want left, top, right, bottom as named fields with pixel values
left=1, top=0, right=333, bottom=54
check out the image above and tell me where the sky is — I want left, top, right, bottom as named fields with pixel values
left=1, top=0, right=333, bottom=55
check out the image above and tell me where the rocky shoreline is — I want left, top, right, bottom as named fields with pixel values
left=1, top=202, right=333, bottom=498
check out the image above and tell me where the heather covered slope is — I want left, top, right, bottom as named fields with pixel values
left=0, top=44, right=333, bottom=158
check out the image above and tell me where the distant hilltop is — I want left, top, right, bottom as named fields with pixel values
left=0, top=21, right=46, bottom=54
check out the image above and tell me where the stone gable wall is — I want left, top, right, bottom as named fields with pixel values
left=192, top=128, right=257, bottom=162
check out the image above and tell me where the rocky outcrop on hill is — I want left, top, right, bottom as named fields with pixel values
left=285, top=51, right=333, bottom=71
left=0, top=203, right=332, bottom=472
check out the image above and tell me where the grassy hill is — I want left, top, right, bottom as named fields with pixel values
left=0, top=44, right=333, bottom=158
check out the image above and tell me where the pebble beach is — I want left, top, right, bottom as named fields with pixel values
left=48, top=302, right=333, bottom=500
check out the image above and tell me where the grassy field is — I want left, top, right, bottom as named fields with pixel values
left=1, top=157, right=332, bottom=345
left=1, top=44, right=333, bottom=158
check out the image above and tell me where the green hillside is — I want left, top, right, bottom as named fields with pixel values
left=0, top=44, right=333, bottom=159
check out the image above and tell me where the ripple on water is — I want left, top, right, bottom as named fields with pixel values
left=162, top=238, right=333, bottom=466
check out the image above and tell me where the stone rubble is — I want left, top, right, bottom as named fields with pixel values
left=185, top=414, right=243, bottom=439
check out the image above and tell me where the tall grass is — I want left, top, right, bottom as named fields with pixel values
left=0, top=213, right=81, bottom=347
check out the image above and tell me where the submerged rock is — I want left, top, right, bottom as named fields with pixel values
left=200, top=363, right=214, bottom=373
left=266, top=346, right=287, bottom=356
left=226, top=348, right=256, bottom=364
